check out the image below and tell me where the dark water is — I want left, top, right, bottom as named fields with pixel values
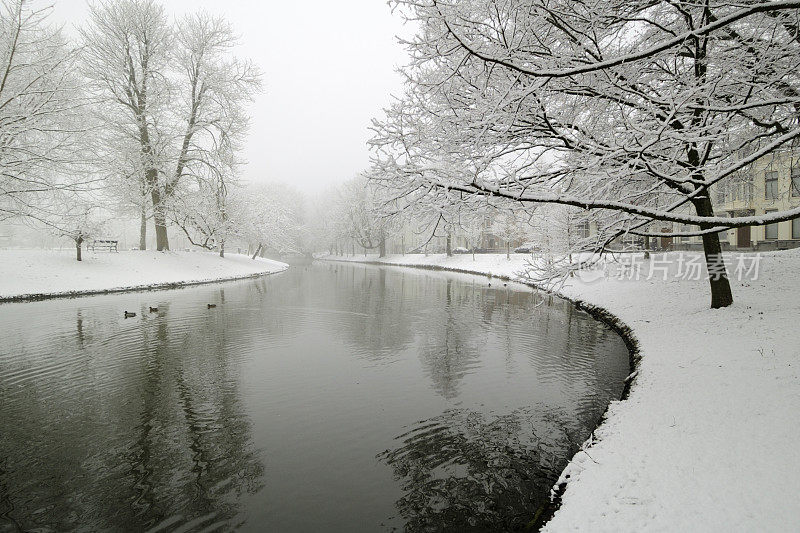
left=0, top=263, right=629, bottom=532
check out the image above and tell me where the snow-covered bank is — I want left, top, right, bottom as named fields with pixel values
left=0, top=250, right=288, bottom=301
left=322, top=252, right=800, bottom=532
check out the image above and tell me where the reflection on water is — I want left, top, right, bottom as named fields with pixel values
left=0, top=292, right=263, bottom=532
left=0, top=263, right=629, bottom=532
left=378, top=408, right=576, bottom=532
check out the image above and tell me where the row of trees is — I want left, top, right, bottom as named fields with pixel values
left=0, top=0, right=291, bottom=259
left=365, top=0, right=800, bottom=308
left=315, top=173, right=596, bottom=262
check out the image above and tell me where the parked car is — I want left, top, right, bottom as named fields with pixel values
left=514, top=242, right=540, bottom=253
left=453, top=246, right=470, bottom=254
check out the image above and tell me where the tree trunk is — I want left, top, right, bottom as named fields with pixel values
left=446, top=233, right=452, bottom=256
left=140, top=116, right=169, bottom=251
left=219, top=239, right=225, bottom=258
left=506, top=241, right=510, bottom=260
left=139, top=209, right=147, bottom=251
left=693, top=196, right=734, bottom=308
left=379, top=236, right=386, bottom=258
left=685, top=34, right=732, bottom=309
left=252, top=243, right=262, bottom=260
left=150, top=188, right=169, bottom=251
left=75, top=236, right=83, bottom=262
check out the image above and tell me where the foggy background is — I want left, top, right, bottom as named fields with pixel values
left=51, top=0, right=411, bottom=193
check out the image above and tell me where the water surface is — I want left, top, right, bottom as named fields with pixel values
left=0, top=263, right=629, bottom=531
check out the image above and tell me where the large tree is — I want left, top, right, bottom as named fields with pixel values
left=80, top=0, right=171, bottom=249
left=81, top=0, right=259, bottom=251
left=165, top=12, right=260, bottom=250
left=372, top=0, right=800, bottom=308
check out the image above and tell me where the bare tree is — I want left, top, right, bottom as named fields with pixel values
left=81, top=0, right=171, bottom=249
left=81, top=1, right=260, bottom=252
left=57, top=204, right=107, bottom=262
left=373, top=0, right=800, bottom=308
left=0, top=0, right=91, bottom=224
left=460, top=211, right=484, bottom=261
left=231, top=183, right=296, bottom=258
left=335, top=175, right=399, bottom=258
left=165, top=12, right=261, bottom=251
left=492, top=211, right=521, bottom=260
left=171, top=170, right=233, bottom=255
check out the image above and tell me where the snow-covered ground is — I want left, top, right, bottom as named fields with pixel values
left=322, top=251, right=800, bottom=532
left=0, top=249, right=288, bottom=301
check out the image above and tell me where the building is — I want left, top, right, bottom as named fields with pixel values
left=668, top=147, right=800, bottom=251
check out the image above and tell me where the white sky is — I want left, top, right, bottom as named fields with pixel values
left=50, top=0, right=411, bottom=194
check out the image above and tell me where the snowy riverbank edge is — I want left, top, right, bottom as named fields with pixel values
left=0, top=250, right=289, bottom=303
left=320, top=252, right=800, bottom=532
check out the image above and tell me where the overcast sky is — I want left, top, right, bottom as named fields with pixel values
left=51, top=0, right=411, bottom=194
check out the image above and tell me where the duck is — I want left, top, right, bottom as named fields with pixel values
left=124, top=311, right=136, bottom=318
left=207, top=304, right=217, bottom=309
left=149, top=306, right=158, bottom=313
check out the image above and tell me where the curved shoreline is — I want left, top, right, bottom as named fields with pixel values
left=319, top=257, right=642, bottom=530
left=0, top=266, right=289, bottom=304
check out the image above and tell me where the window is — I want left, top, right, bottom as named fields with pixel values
left=715, top=186, right=725, bottom=205
left=793, top=217, right=800, bottom=239
left=792, top=166, right=800, bottom=197
left=577, top=221, right=590, bottom=239
left=729, top=178, right=754, bottom=203
left=765, top=171, right=779, bottom=200
left=765, top=210, right=779, bottom=240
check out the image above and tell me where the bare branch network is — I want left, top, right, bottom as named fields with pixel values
left=365, top=0, right=800, bottom=307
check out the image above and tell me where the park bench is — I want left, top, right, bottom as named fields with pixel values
left=88, top=239, right=118, bottom=252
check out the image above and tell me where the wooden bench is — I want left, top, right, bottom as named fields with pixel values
left=88, top=239, right=118, bottom=252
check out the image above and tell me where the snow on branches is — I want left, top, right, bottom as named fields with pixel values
left=370, top=0, right=800, bottom=307
left=0, top=0, right=92, bottom=223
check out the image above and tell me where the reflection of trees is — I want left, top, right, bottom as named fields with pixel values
left=75, top=310, right=85, bottom=347
left=416, top=279, right=484, bottom=399
left=378, top=408, right=577, bottom=532
left=330, top=264, right=419, bottom=360
left=0, top=457, right=20, bottom=532
left=1, top=263, right=630, bottom=532
left=119, top=295, right=263, bottom=530
left=0, top=291, right=264, bottom=532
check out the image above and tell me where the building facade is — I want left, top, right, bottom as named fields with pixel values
left=668, top=148, right=800, bottom=251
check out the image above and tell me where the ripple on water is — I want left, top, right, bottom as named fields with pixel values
left=0, top=263, right=629, bottom=532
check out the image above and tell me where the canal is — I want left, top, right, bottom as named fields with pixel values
left=0, top=262, right=629, bottom=531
